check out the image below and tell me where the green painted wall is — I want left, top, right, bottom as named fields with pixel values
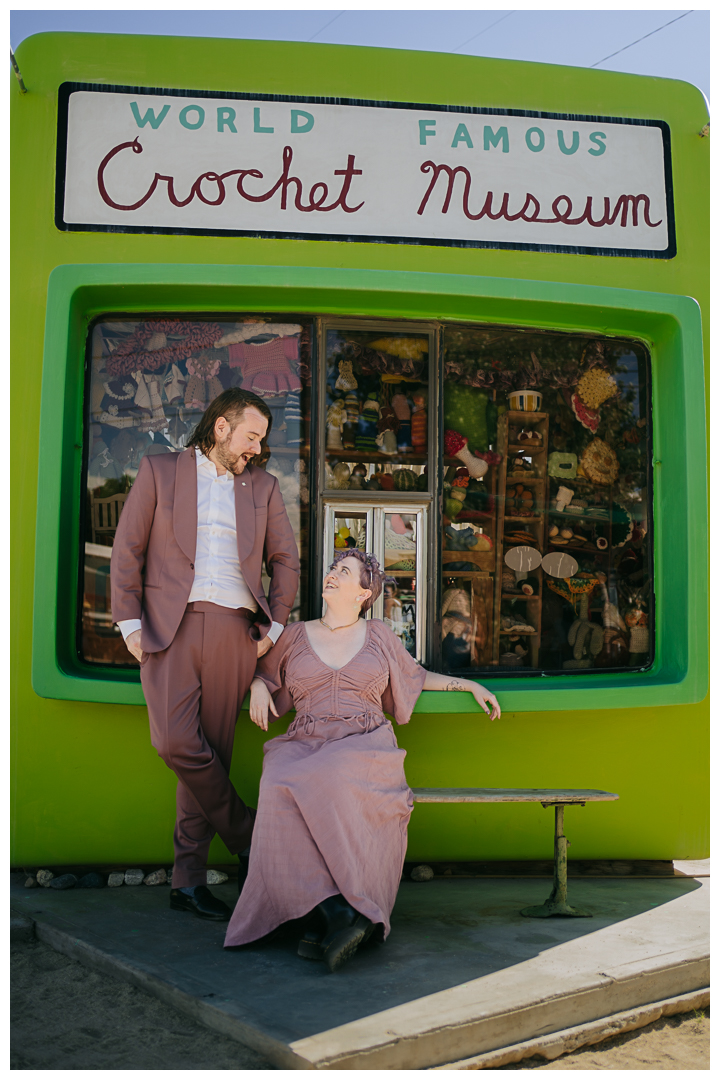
left=11, top=32, right=709, bottom=866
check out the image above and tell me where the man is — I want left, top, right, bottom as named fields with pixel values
left=111, top=388, right=300, bottom=921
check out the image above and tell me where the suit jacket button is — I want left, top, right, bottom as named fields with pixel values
left=190, top=564, right=194, bottom=569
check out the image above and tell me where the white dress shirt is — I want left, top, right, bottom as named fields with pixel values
left=118, top=449, right=283, bottom=644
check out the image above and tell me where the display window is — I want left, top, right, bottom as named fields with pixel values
left=81, top=314, right=313, bottom=666
left=80, top=312, right=652, bottom=677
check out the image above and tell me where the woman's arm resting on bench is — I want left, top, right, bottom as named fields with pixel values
left=421, top=671, right=501, bottom=720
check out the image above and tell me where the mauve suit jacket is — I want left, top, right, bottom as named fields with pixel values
left=110, top=448, right=300, bottom=654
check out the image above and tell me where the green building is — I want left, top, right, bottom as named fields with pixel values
left=11, top=32, right=708, bottom=869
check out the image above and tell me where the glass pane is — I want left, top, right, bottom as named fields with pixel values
left=383, top=512, right=418, bottom=658
left=442, top=327, right=653, bottom=676
left=323, top=327, right=431, bottom=495
left=81, top=314, right=313, bottom=668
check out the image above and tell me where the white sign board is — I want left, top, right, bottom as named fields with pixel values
left=57, top=85, right=675, bottom=257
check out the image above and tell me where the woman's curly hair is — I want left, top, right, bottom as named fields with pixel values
left=327, top=549, right=395, bottom=615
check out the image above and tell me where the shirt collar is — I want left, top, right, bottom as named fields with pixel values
left=195, top=447, right=232, bottom=481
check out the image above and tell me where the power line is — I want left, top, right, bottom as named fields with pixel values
left=307, top=11, right=345, bottom=43
left=452, top=11, right=515, bottom=53
left=591, top=10, right=693, bottom=68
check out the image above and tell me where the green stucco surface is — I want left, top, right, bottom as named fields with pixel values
left=11, top=32, right=709, bottom=865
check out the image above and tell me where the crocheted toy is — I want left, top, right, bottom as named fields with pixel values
left=411, top=390, right=428, bottom=455
left=342, top=391, right=359, bottom=449
left=444, top=430, right=488, bottom=479
left=391, top=393, right=413, bottom=452
left=326, top=399, right=347, bottom=450
left=355, top=394, right=381, bottom=452
left=376, top=407, right=399, bottom=455
left=184, top=351, right=224, bottom=412
left=327, top=461, right=351, bottom=489
left=335, top=358, right=358, bottom=392
left=227, top=337, right=302, bottom=397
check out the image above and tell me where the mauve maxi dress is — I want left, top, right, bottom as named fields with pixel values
left=224, top=618, right=426, bottom=947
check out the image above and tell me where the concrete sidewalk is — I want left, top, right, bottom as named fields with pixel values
left=10, top=872, right=708, bottom=1070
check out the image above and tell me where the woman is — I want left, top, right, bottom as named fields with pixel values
left=224, top=549, right=501, bottom=972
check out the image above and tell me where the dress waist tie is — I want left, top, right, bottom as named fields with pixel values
left=286, top=710, right=387, bottom=738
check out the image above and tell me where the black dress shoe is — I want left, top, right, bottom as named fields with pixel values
left=169, top=886, right=231, bottom=921
left=299, top=894, right=373, bottom=972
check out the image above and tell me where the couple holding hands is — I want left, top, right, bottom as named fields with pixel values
left=111, top=388, right=500, bottom=974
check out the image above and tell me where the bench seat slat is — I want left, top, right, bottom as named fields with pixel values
left=410, top=788, right=618, bottom=803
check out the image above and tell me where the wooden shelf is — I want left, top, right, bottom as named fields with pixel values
left=326, top=449, right=429, bottom=465
left=504, top=515, right=543, bottom=523
left=267, top=445, right=308, bottom=456
left=508, top=444, right=545, bottom=455
left=500, top=630, right=538, bottom=637
left=443, top=569, right=491, bottom=577
left=548, top=510, right=609, bottom=523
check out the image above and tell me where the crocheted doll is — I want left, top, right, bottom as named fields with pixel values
left=326, top=399, right=347, bottom=450
left=227, top=336, right=302, bottom=397
left=376, top=406, right=399, bottom=455
left=411, top=390, right=428, bottom=455
left=392, top=393, right=413, bottom=452
left=342, top=391, right=359, bottom=450
left=355, top=393, right=381, bottom=453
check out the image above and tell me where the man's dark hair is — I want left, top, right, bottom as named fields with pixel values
left=187, top=388, right=273, bottom=458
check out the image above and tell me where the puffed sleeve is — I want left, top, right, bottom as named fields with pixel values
left=377, top=623, right=427, bottom=725
left=254, top=623, right=302, bottom=721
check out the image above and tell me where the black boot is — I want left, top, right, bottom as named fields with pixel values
left=300, top=894, right=373, bottom=972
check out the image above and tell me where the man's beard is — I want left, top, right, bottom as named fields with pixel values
left=214, top=432, right=249, bottom=475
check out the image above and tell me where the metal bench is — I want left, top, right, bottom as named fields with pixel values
left=411, top=788, right=619, bottom=918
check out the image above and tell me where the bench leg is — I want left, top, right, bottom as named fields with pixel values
left=520, top=804, right=592, bottom=918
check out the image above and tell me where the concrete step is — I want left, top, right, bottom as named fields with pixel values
left=10, top=873, right=708, bottom=1070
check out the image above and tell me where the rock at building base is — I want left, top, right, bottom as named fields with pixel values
left=410, top=864, right=434, bottom=882
left=24, top=876, right=38, bottom=888
left=49, top=874, right=78, bottom=890
left=206, top=869, right=229, bottom=885
left=36, top=870, right=54, bottom=888
left=77, top=872, right=105, bottom=889
left=107, top=872, right=125, bottom=887
left=124, top=869, right=144, bottom=886
left=143, top=868, right=167, bottom=886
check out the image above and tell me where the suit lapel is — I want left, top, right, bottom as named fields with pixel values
left=173, top=447, right=198, bottom=563
left=234, top=465, right=255, bottom=566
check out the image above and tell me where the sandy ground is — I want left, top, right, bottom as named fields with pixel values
left=11, top=937, right=708, bottom=1070
left=10, top=937, right=273, bottom=1070
left=500, top=1009, right=710, bottom=1070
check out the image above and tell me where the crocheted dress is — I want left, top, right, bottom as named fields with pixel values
left=223, top=619, right=426, bottom=947
left=227, top=337, right=302, bottom=397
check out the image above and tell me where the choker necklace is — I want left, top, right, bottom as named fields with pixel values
left=319, top=616, right=360, bottom=632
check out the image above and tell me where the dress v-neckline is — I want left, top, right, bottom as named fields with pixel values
left=302, top=620, right=369, bottom=673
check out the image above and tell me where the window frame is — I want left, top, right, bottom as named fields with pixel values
left=32, top=262, right=707, bottom=711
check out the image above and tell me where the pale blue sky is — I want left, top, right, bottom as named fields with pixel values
left=11, top=9, right=710, bottom=104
